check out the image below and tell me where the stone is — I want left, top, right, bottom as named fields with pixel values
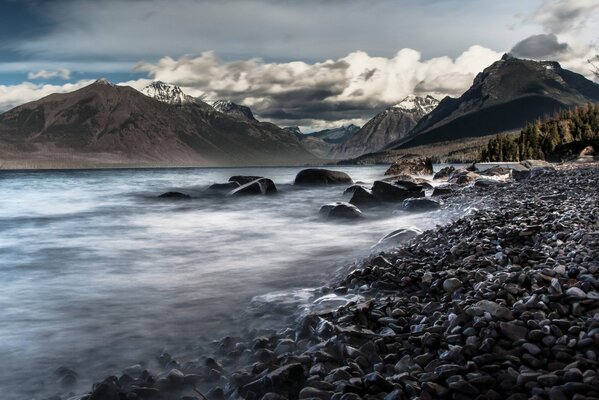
left=384, top=155, right=433, bottom=176
left=349, top=186, right=379, bottom=207
left=372, top=227, right=423, bottom=250
left=158, top=191, right=191, bottom=200
left=433, top=166, right=455, bottom=180
left=295, top=169, right=353, bottom=185
left=372, top=180, right=424, bottom=202
left=229, top=178, right=277, bottom=196
left=443, top=278, right=462, bottom=293
left=432, top=186, right=453, bottom=196
left=209, top=182, right=240, bottom=190
left=320, top=202, right=363, bottom=219
left=229, top=175, right=263, bottom=185
left=499, top=322, right=528, bottom=341
left=400, top=197, right=441, bottom=211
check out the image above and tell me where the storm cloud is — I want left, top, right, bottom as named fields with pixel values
left=134, top=46, right=502, bottom=128
left=511, top=34, right=569, bottom=59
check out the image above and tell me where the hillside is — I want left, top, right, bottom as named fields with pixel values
left=0, top=80, right=316, bottom=168
left=390, top=54, right=599, bottom=149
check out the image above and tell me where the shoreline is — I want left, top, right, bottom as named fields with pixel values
left=60, top=162, right=599, bottom=399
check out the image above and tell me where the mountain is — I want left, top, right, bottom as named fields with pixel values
left=305, top=124, right=360, bottom=144
left=392, top=54, right=599, bottom=149
left=334, top=95, right=439, bottom=159
left=0, top=80, right=316, bottom=168
left=140, top=81, right=196, bottom=106
left=283, top=125, right=360, bottom=158
left=212, top=100, right=257, bottom=122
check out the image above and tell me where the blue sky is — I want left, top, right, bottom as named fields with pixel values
left=0, top=0, right=597, bottom=128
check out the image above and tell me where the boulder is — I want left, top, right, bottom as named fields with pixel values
left=512, top=159, right=557, bottom=181
left=384, top=155, right=433, bottom=176
left=229, top=178, right=277, bottom=196
left=158, top=191, right=191, bottom=200
left=343, top=185, right=367, bottom=195
left=433, top=166, right=455, bottom=180
left=448, top=169, right=479, bottom=184
left=349, top=186, right=379, bottom=207
left=371, top=180, right=424, bottom=202
left=473, top=178, right=500, bottom=188
left=209, top=182, right=240, bottom=190
left=381, top=174, right=418, bottom=183
left=400, top=197, right=441, bottom=212
left=479, top=166, right=511, bottom=176
left=294, top=169, right=353, bottom=185
left=432, top=186, right=452, bottom=196
left=320, top=202, right=363, bottom=219
left=372, top=227, right=423, bottom=250
left=229, top=175, right=263, bottom=185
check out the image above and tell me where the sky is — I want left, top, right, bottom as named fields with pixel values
left=0, top=0, right=598, bottom=131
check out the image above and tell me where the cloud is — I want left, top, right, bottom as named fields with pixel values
left=27, top=68, right=71, bottom=80
left=135, top=45, right=503, bottom=127
left=14, top=0, right=531, bottom=62
left=510, top=33, right=569, bottom=59
left=532, top=0, right=599, bottom=34
left=0, top=80, right=93, bottom=112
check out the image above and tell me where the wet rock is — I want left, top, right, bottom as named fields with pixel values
left=432, top=186, right=453, bottom=196
left=229, top=175, right=263, bottom=185
left=209, top=182, right=240, bottom=190
left=299, top=387, right=334, bottom=400
left=448, top=169, right=479, bottom=184
left=294, top=169, right=353, bottom=185
left=433, top=166, right=455, bottom=180
left=320, top=202, right=363, bottom=219
left=229, top=178, right=277, bottom=196
left=400, top=197, right=441, bottom=211
left=349, top=186, right=379, bottom=207
left=158, top=191, right=191, bottom=200
left=371, top=180, right=424, bottom=202
left=384, top=155, right=433, bottom=176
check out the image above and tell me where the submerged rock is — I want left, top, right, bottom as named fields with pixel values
left=209, top=182, right=240, bottom=190
left=294, top=169, right=353, bottom=185
left=433, top=166, right=455, bottom=180
left=229, top=178, right=277, bottom=195
left=349, top=186, right=379, bottom=207
left=158, top=191, right=191, bottom=200
left=320, top=202, right=363, bottom=219
left=229, top=175, right=264, bottom=185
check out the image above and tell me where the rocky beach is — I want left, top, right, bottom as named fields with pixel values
left=64, top=161, right=599, bottom=400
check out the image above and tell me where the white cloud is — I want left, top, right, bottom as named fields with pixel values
left=27, top=68, right=71, bottom=80
left=0, top=80, right=94, bottom=111
left=134, top=46, right=504, bottom=127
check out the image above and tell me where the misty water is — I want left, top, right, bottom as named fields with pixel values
left=0, top=166, right=467, bottom=399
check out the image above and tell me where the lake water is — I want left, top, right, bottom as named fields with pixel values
left=0, top=165, right=465, bottom=399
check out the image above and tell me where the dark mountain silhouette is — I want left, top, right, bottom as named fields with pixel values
left=0, top=80, right=316, bottom=167
left=391, top=54, right=599, bottom=149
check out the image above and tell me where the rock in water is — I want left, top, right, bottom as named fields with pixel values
left=400, top=197, right=441, bottom=211
left=371, top=180, right=424, bottom=201
left=229, top=175, right=264, bottom=185
left=433, top=166, right=455, bottom=180
left=320, top=202, right=363, bottom=219
left=158, top=191, right=191, bottom=200
left=349, top=186, right=379, bottom=207
left=209, top=182, right=240, bottom=190
left=512, top=159, right=556, bottom=181
left=229, top=178, right=277, bottom=195
left=384, top=155, right=433, bottom=176
left=448, top=169, right=479, bottom=184
left=294, top=169, right=353, bottom=185
left=432, top=186, right=452, bottom=196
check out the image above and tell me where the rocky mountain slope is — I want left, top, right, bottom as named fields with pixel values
left=284, top=125, right=360, bottom=158
left=212, top=100, right=257, bottom=122
left=392, top=54, right=599, bottom=149
left=335, top=95, right=439, bottom=159
left=0, top=80, right=316, bottom=167
left=140, top=81, right=196, bottom=106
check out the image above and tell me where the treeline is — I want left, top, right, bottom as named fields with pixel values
left=480, top=103, right=599, bottom=162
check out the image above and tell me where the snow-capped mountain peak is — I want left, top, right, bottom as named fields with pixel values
left=392, top=95, right=439, bottom=114
left=212, top=100, right=257, bottom=121
left=141, top=81, right=195, bottom=106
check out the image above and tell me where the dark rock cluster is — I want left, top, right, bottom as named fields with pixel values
left=78, top=163, right=599, bottom=400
